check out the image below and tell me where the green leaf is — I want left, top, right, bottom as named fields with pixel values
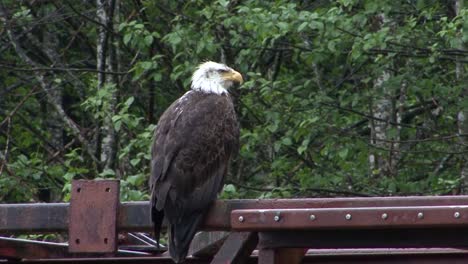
left=338, top=148, right=349, bottom=159
left=144, top=35, right=154, bottom=46
left=125, top=97, right=135, bottom=107
left=141, top=61, right=153, bottom=70
left=130, top=158, right=140, bottom=166
left=282, top=137, right=292, bottom=146
left=298, top=22, right=308, bottom=32
left=123, top=34, right=132, bottom=45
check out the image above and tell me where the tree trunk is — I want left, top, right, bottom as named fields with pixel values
left=43, top=25, right=64, bottom=152
left=368, top=13, right=402, bottom=178
left=454, top=0, right=468, bottom=193
left=96, top=0, right=118, bottom=172
left=369, top=71, right=393, bottom=177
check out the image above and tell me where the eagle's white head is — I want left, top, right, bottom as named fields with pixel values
left=191, top=61, right=243, bottom=94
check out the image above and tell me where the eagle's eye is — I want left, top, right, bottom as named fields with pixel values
left=217, top=68, right=229, bottom=73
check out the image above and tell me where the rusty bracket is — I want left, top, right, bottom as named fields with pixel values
left=68, top=180, right=120, bottom=253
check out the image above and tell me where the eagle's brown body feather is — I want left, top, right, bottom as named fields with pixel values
left=150, top=90, right=239, bottom=263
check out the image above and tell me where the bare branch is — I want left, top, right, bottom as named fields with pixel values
left=0, top=63, right=128, bottom=75
left=1, top=6, right=100, bottom=166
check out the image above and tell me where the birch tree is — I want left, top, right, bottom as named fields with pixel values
left=454, top=0, right=468, bottom=192
left=96, top=0, right=118, bottom=172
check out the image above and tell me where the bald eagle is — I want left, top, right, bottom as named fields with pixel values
left=149, top=61, right=242, bottom=263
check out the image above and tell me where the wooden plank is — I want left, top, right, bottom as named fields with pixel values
left=210, top=232, right=257, bottom=264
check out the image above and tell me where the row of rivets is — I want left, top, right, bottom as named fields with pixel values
left=237, top=211, right=463, bottom=222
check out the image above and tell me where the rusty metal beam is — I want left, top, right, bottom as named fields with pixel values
left=4, top=251, right=468, bottom=263
left=188, top=231, right=228, bottom=258
left=0, top=237, right=148, bottom=259
left=258, top=248, right=306, bottom=264
left=205, top=196, right=468, bottom=230
left=0, top=203, right=69, bottom=233
left=3, top=196, right=468, bottom=234
left=258, top=228, right=468, bottom=249
left=0, top=237, right=69, bottom=259
left=210, top=232, right=258, bottom=264
left=257, top=248, right=304, bottom=264
left=231, top=206, right=468, bottom=231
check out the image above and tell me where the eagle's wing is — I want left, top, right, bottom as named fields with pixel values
left=149, top=92, right=239, bottom=261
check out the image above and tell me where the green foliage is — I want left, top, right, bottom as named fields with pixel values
left=1, top=0, right=467, bottom=204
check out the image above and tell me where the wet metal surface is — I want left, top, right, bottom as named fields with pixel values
left=4, top=196, right=468, bottom=233
left=0, top=237, right=69, bottom=259
left=210, top=232, right=258, bottom=264
left=68, top=180, right=120, bottom=253
left=231, top=206, right=468, bottom=230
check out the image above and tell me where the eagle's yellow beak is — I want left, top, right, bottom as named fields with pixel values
left=222, top=70, right=243, bottom=85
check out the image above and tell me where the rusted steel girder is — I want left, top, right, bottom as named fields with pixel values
left=188, top=231, right=228, bottom=258
left=0, top=237, right=69, bottom=259
left=5, top=250, right=468, bottom=264
left=3, top=196, right=468, bottom=233
left=257, top=229, right=468, bottom=249
left=258, top=248, right=306, bottom=264
left=210, top=232, right=258, bottom=264
left=231, top=206, right=468, bottom=231
left=0, top=237, right=150, bottom=259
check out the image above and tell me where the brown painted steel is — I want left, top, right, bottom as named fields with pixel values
left=4, top=196, right=468, bottom=233
left=205, top=196, right=468, bottom=230
left=258, top=248, right=305, bottom=264
left=231, top=206, right=468, bottom=230
left=0, top=237, right=69, bottom=259
left=210, top=232, right=258, bottom=264
left=258, top=228, right=468, bottom=249
left=0, top=203, right=68, bottom=233
left=3, top=255, right=467, bottom=264
left=4, top=251, right=468, bottom=264
left=0, top=237, right=147, bottom=259
left=68, top=180, right=120, bottom=253
left=188, top=231, right=228, bottom=258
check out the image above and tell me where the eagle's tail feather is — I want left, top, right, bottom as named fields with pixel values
left=151, top=206, right=165, bottom=249
left=169, top=213, right=204, bottom=263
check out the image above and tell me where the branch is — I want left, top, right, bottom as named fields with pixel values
left=226, top=180, right=372, bottom=197
left=1, top=8, right=100, bottom=166
left=0, top=118, right=11, bottom=177
left=0, top=63, right=128, bottom=75
left=0, top=87, right=37, bottom=128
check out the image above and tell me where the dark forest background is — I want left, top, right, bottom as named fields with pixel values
left=0, top=0, right=467, bottom=204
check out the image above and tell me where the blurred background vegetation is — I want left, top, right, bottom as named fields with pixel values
left=0, top=0, right=467, bottom=203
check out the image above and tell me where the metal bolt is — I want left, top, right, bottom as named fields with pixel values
left=238, top=216, right=244, bottom=222
left=417, top=212, right=424, bottom=219
left=345, top=214, right=352, bottom=220
left=381, top=213, right=388, bottom=220
left=273, top=211, right=281, bottom=222
left=310, top=214, right=316, bottom=221
left=454, top=212, right=461, bottom=219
